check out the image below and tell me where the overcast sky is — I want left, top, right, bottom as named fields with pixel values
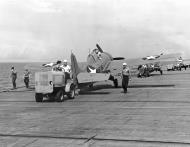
left=0, top=0, right=190, bottom=62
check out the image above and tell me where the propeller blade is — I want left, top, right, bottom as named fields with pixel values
left=96, top=44, right=103, bottom=53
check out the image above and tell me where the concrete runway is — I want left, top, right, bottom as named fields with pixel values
left=0, top=70, right=190, bottom=147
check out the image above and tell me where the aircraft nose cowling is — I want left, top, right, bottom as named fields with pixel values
left=87, top=52, right=113, bottom=72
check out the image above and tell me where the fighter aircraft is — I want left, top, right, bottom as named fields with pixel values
left=70, top=52, right=111, bottom=88
left=142, top=53, right=163, bottom=60
left=86, top=44, right=125, bottom=87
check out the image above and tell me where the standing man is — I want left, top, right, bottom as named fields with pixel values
left=121, top=63, right=131, bottom=93
left=61, top=59, right=71, bottom=79
left=23, top=69, right=31, bottom=88
left=10, top=67, right=17, bottom=89
left=61, top=60, right=71, bottom=73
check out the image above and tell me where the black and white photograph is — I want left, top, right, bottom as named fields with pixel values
left=0, top=0, right=190, bottom=146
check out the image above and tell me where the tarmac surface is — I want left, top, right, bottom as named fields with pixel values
left=0, top=69, right=190, bottom=146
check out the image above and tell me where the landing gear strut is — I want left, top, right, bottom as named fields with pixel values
left=109, top=75, right=118, bottom=88
left=114, top=79, right=118, bottom=88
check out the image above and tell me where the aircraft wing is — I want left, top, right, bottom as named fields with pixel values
left=77, top=73, right=110, bottom=84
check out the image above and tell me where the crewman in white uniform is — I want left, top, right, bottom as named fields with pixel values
left=121, top=63, right=131, bottom=93
left=60, top=60, right=71, bottom=79
left=61, top=60, right=71, bottom=73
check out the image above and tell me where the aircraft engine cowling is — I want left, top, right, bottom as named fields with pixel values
left=87, top=51, right=113, bottom=73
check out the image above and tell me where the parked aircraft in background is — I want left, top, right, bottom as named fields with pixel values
left=167, top=57, right=190, bottom=71
left=42, top=62, right=55, bottom=67
left=142, top=53, right=163, bottom=60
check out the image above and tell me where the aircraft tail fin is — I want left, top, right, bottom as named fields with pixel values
left=71, top=53, right=81, bottom=85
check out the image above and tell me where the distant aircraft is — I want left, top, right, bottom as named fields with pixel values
left=142, top=53, right=163, bottom=60
left=42, top=62, right=55, bottom=67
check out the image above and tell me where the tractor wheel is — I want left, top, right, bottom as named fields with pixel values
left=67, top=85, right=75, bottom=99
left=35, top=93, right=43, bottom=102
left=55, top=89, right=64, bottom=102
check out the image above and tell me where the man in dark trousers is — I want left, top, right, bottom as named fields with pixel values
left=10, top=67, right=17, bottom=89
left=121, top=63, right=131, bottom=93
left=23, top=69, right=31, bottom=88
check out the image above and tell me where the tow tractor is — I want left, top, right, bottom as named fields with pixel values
left=35, top=71, right=75, bottom=102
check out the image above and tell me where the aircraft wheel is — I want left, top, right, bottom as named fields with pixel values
left=35, top=93, right=43, bottom=102
left=114, top=79, right=118, bottom=88
left=67, top=85, right=75, bottom=99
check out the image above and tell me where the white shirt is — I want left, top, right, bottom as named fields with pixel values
left=61, top=65, right=71, bottom=73
left=122, top=67, right=130, bottom=76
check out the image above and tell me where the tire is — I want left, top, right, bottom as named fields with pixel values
left=55, top=89, right=64, bottom=102
left=114, top=79, right=118, bottom=88
left=67, top=85, right=75, bottom=99
left=35, top=93, right=43, bottom=102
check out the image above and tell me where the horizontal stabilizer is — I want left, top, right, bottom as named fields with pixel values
left=113, top=57, right=125, bottom=60
left=77, top=73, right=110, bottom=83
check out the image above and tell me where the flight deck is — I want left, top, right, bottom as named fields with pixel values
left=0, top=70, right=190, bottom=146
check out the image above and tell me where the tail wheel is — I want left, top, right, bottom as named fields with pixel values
left=114, top=79, right=118, bottom=88
left=67, top=85, right=75, bottom=99
left=35, top=93, right=43, bottom=102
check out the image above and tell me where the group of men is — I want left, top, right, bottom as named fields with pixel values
left=137, top=64, right=150, bottom=78
left=10, top=67, right=31, bottom=89
left=52, top=60, right=71, bottom=73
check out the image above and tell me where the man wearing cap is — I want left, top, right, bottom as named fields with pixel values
left=23, top=69, right=31, bottom=88
left=60, top=60, right=71, bottom=80
left=121, top=62, right=131, bottom=93
left=52, top=60, right=62, bottom=71
left=61, top=60, right=71, bottom=73
left=10, top=66, right=17, bottom=89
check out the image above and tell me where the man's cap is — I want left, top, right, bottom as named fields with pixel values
left=63, top=60, right=67, bottom=63
left=123, top=62, right=127, bottom=66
